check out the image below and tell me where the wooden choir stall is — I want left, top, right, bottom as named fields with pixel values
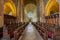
left=4, top=14, right=29, bottom=40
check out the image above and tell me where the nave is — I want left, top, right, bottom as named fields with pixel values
left=19, top=22, right=43, bottom=40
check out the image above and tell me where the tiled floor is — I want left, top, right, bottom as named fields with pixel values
left=19, top=22, right=43, bottom=40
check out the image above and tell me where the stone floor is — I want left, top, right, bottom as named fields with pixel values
left=48, top=38, right=53, bottom=40
left=19, top=22, right=43, bottom=40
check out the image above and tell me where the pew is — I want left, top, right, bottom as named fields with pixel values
left=5, top=22, right=27, bottom=38
left=47, top=24, right=60, bottom=40
left=0, top=27, right=3, bottom=39
left=54, top=27, right=60, bottom=40
left=2, top=22, right=28, bottom=40
left=13, top=22, right=29, bottom=40
left=32, top=22, right=60, bottom=40
left=32, top=22, right=48, bottom=40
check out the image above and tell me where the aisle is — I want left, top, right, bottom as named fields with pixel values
left=19, top=22, right=43, bottom=40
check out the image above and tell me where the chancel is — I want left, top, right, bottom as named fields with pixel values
left=0, top=0, right=60, bottom=40
left=28, top=12, right=32, bottom=18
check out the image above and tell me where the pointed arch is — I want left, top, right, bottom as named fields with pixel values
left=4, top=1, right=16, bottom=16
left=45, top=0, right=59, bottom=16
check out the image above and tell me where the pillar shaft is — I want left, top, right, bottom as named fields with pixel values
left=17, top=0, right=24, bottom=22
left=56, top=0, right=60, bottom=26
left=16, top=0, right=21, bottom=23
left=37, top=0, right=40, bottom=22
left=40, top=0, right=46, bottom=23
left=0, top=0, right=4, bottom=27
left=20, top=0, right=24, bottom=22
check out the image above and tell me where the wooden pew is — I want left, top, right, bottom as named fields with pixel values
left=14, top=22, right=29, bottom=40
left=6, top=22, right=26, bottom=38
left=47, top=24, right=60, bottom=40
left=0, top=27, right=3, bottom=39
left=54, top=27, right=60, bottom=40
left=4, top=22, right=28, bottom=40
left=32, top=22, right=48, bottom=40
left=7, top=23, right=18, bottom=38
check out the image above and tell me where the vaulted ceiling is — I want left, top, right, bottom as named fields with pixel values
left=23, top=0, right=39, bottom=5
left=24, top=4, right=36, bottom=14
left=4, top=0, right=59, bottom=17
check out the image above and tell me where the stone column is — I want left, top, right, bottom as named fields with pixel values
left=0, top=0, right=4, bottom=38
left=17, top=0, right=24, bottom=22
left=0, top=0, right=4, bottom=28
left=40, top=0, right=46, bottom=23
left=56, top=0, right=60, bottom=26
left=16, top=0, right=21, bottom=23
left=20, top=0, right=24, bottom=22
left=37, top=0, right=40, bottom=22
